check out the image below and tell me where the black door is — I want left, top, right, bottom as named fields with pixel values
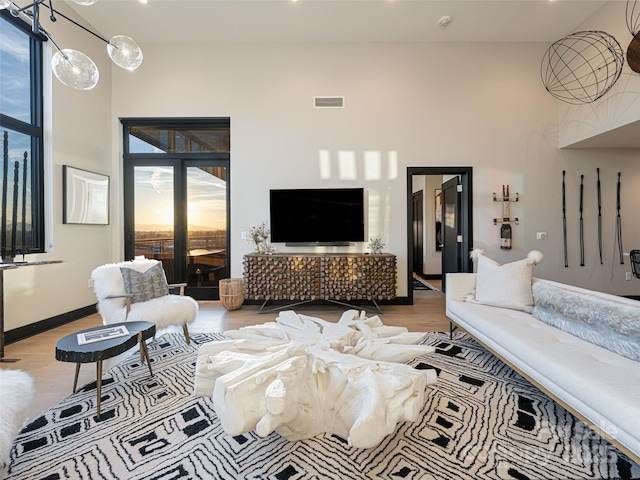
left=122, top=118, right=230, bottom=300
left=412, top=191, right=424, bottom=275
left=406, top=166, right=473, bottom=302
left=441, top=176, right=461, bottom=291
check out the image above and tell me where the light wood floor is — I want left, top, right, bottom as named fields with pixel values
left=2, top=281, right=448, bottom=422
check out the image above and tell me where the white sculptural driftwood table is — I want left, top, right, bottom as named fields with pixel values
left=193, top=309, right=437, bottom=448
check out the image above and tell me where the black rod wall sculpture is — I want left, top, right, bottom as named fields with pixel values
left=597, top=168, right=603, bottom=265
left=562, top=171, right=568, bottom=267
left=616, top=172, right=624, bottom=265
left=579, top=175, right=585, bottom=267
left=563, top=169, right=628, bottom=269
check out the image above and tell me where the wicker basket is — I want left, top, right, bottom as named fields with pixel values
left=219, top=278, right=245, bottom=310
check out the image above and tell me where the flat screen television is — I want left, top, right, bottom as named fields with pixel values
left=270, top=188, right=365, bottom=245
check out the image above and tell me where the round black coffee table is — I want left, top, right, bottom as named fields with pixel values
left=55, top=321, right=156, bottom=418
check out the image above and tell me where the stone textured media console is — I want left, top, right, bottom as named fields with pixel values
left=243, top=253, right=397, bottom=301
left=194, top=309, right=436, bottom=448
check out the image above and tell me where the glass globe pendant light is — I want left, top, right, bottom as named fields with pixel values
left=107, top=35, right=143, bottom=71
left=4, top=0, right=143, bottom=90
left=51, top=49, right=99, bottom=90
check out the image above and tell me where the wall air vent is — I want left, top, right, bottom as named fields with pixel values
left=313, top=96, right=345, bottom=108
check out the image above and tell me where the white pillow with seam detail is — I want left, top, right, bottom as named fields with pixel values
left=469, top=249, right=543, bottom=313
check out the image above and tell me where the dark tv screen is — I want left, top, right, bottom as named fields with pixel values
left=270, top=188, right=365, bottom=244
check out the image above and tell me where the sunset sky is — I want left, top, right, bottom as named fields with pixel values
left=134, top=165, right=226, bottom=231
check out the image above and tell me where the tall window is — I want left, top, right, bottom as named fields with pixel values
left=0, top=12, right=45, bottom=258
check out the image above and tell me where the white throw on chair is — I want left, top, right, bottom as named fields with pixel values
left=0, top=369, right=33, bottom=478
left=91, top=258, right=198, bottom=344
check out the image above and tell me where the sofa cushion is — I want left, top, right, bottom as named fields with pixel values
left=120, top=263, right=169, bottom=303
left=469, top=250, right=543, bottom=313
left=532, top=280, right=640, bottom=361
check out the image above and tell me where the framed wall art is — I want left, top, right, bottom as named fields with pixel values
left=63, top=165, right=110, bottom=225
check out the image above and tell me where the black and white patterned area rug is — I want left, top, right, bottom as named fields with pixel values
left=7, top=332, right=640, bottom=480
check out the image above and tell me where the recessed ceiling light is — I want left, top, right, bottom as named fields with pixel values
left=439, top=15, right=452, bottom=27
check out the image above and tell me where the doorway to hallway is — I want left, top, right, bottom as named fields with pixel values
left=407, top=167, right=473, bottom=303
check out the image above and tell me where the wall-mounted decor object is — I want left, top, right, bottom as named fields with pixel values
left=596, top=168, right=603, bottom=265
left=562, top=171, right=568, bottom=267
left=579, top=175, right=585, bottom=266
left=493, top=185, right=519, bottom=250
left=63, top=166, right=109, bottom=225
left=626, top=0, right=640, bottom=72
left=615, top=172, right=624, bottom=265
left=541, top=31, right=624, bottom=104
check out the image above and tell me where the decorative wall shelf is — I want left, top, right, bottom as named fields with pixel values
left=492, top=185, right=519, bottom=225
left=493, top=185, right=519, bottom=250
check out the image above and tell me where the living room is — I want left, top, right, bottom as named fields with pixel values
left=1, top=0, right=639, bottom=478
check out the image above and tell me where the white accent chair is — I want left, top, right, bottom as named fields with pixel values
left=0, top=369, right=33, bottom=478
left=91, top=258, right=198, bottom=344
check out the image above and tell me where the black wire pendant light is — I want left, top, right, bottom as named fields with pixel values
left=626, top=0, right=640, bottom=72
left=540, top=31, right=624, bottom=105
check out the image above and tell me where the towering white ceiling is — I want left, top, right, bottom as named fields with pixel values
left=65, top=0, right=608, bottom=44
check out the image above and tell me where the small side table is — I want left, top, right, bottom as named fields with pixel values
left=55, top=321, right=156, bottom=419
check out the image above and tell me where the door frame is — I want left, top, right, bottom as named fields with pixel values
left=121, top=117, right=231, bottom=300
left=406, top=167, right=473, bottom=303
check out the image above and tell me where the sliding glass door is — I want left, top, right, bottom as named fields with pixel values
left=122, top=118, right=230, bottom=299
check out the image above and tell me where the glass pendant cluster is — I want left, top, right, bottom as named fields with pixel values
left=1, top=0, right=143, bottom=90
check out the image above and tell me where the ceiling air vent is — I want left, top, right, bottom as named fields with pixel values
left=314, top=96, right=345, bottom=108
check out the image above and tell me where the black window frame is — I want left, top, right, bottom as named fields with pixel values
left=0, top=10, right=46, bottom=256
left=121, top=117, right=231, bottom=299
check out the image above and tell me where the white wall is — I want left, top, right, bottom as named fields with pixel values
left=4, top=2, right=113, bottom=331
left=7, top=2, right=640, bottom=333
left=111, top=40, right=640, bottom=298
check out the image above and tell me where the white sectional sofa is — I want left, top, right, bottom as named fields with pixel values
left=446, top=272, right=640, bottom=464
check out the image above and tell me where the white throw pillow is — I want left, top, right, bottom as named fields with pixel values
left=470, top=250, right=543, bottom=313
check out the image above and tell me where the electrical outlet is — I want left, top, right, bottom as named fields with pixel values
left=241, top=231, right=248, bottom=240
left=625, top=272, right=632, bottom=281
left=88, top=278, right=94, bottom=289
left=536, top=232, right=546, bottom=240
